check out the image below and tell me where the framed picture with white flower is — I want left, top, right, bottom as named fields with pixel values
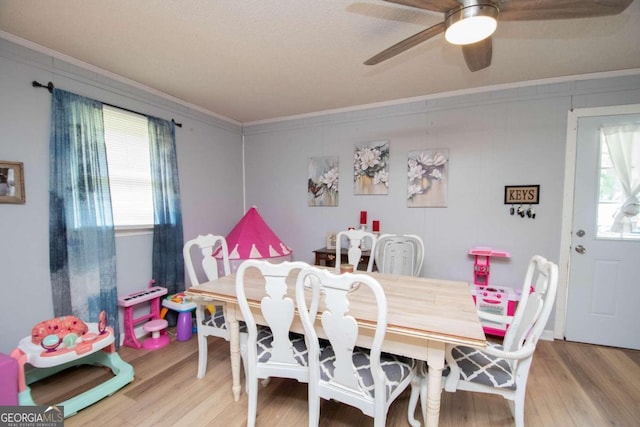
left=407, top=149, right=449, bottom=207
left=308, top=156, right=339, bottom=206
left=353, top=140, right=389, bottom=195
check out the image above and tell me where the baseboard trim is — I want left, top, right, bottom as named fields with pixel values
left=541, top=329, right=555, bottom=341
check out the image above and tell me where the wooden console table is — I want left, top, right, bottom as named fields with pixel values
left=312, top=247, right=374, bottom=271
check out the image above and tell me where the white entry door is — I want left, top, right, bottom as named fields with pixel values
left=565, top=106, right=640, bottom=350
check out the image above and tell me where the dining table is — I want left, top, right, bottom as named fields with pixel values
left=185, top=265, right=486, bottom=427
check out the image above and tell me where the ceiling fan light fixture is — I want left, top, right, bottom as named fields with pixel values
left=445, top=3, right=498, bottom=46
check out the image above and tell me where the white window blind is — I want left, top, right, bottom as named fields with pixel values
left=103, top=106, right=154, bottom=228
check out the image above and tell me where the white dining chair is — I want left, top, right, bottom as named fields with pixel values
left=374, top=234, right=424, bottom=276
left=236, top=260, right=313, bottom=427
left=335, top=229, right=377, bottom=272
left=183, top=234, right=232, bottom=379
left=441, top=255, right=559, bottom=427
left=295, top=266, right=418, bottom=427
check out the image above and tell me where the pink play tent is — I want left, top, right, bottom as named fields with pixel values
left=215, top=206, right=292, bottom=273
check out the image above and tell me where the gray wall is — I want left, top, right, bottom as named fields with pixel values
left=0, top=39, right=244, bottom=353
left=243, top=74, right=640, bottom=333
left=243, top=96, right=568, bottom=281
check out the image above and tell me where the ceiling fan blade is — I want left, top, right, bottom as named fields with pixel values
left=364, top=21, right=445, bottom=65
left=498, top=0, right=634, bottom=21
left=384, top=0, right=460, bottom=13
left=462, top=37, right=492, bottom=72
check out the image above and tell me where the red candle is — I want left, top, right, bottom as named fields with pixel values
left=372, top=220, right=380, bottom=232
left=360, top=211, right=367, bottom=225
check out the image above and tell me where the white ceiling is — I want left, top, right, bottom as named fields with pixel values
left=1, top=0, right=639, bottom=124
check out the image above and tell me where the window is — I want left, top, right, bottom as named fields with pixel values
left=596, top=128, right=640, bottom=240
left=103, top=106, right=154, bottom=228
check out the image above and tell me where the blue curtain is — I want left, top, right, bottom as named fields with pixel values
left=49, top=89, right=119, bottom=341
left=148, top=117, right=185, bottom=294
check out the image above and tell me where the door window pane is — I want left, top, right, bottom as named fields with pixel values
left=596, top=136, right=640, bottom=240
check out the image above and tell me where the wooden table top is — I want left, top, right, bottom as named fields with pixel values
left=186, top=267, right=486, bottom=349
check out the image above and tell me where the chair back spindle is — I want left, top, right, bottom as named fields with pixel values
left=336, top=229, right=377, bottom=272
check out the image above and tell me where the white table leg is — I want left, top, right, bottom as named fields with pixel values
left=407, top=361, right=425, bottom=427
left=227, top=304, right=242, bottom=401
left=420, top=360, right=428, bottom=425
left=425, top=341, right=445, bottom=427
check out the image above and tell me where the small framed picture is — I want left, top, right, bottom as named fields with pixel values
left=326, top=232, right=337, bottom=250
left=0, top=161, right=25, bottom=204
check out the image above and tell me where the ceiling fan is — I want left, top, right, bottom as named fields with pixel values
left=364, top=0, right=634, bottom=71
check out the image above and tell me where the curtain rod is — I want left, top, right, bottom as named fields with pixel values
left=32, top=80, right=182, bottom=128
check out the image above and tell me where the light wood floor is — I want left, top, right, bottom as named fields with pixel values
left=28, top=329, right=640, bottom=427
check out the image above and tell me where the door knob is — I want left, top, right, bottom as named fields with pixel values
left=575, top=245, right=586, bottom=254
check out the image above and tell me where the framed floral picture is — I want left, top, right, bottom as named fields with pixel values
left=353, top=140, right=389, bottom=195
left=407, top=149, right=448, bottom=207
left=0, top=160, right=25, bottom=204
left=308, top=156, right=339, bottom=206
